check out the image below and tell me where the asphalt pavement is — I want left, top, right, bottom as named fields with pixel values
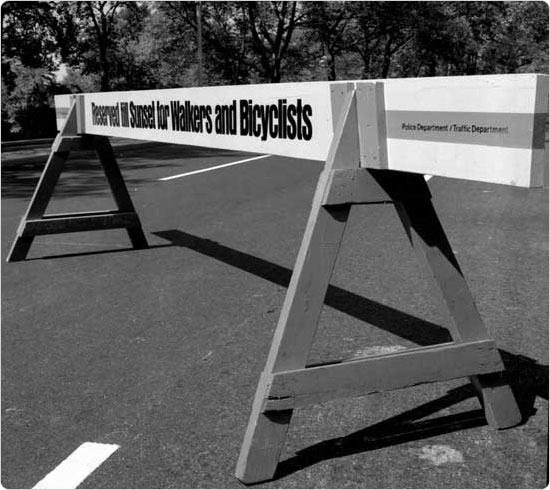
left=1, top=143, right=548, bottom=488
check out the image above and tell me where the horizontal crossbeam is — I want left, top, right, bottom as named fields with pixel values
left=19, top=211, right=141, bottom=236
left=322, top=169, right=391, bottom=205
left=263, top=340, right=503, bottom=411
left=55, top=74, right=547, bottom=188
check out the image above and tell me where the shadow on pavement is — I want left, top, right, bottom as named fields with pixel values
left=153, top=228, right=548, bottom=479
left=23, top=243, right=174, bottom=261
left=275, top=384, right=485, bottom=480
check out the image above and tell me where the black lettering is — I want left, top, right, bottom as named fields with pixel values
left=302, top=104, right=313, bottom=141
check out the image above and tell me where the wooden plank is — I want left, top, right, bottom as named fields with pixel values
left=6, top=237, right=35, bottom=262
left=264, top=340, right=502, bottom=411
left=6, top=135, right=69, bottom=261
left=380, top=74, right=546, bottom=187
left=75, top=94, right=86, bottom=134
left=42, top=210, right=120, bottom=218
left=356, top=82, right=388, bottom=168
left=92, top=136, right=140, bottom=212
left=22, top=212, right=140, bottom=235
left=530, top=75, right=549, bottom=187
left=23, top=142, right=68, bottom=220
left=92, top=135, right=149, bottom=249
left=19, top=101, right=81, bottom=223
left=235, top=86, right=357, bottom=484
left=322, top=169, right=390, bottom=205
left=236, top=202, right=352, bottom=484
left=330, top=83, right=354, bottom=132
left=392, top=188, right=522, bottom=428
left=324, top=88, right=360, bottom=170
left=54, top=74, right=547, bottom=187
left=78, top=82, right=335, bottom=162
left=394, top=194, right=490, bottom=343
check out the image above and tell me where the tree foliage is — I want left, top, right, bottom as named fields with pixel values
left=1, top=1, right=548, bottom=139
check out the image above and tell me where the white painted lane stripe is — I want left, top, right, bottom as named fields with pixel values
left=160, top=158, right=430, bottom=182
left=159, top=154, right=271, bottom=181
left=33, top=442, right=119, bottom=489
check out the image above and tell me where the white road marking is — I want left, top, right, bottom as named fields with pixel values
left=424, top=175, right=433, bottom=181
left=159, top=154, right=271, bottom=181
left=33, top=442, right=119, bottom=489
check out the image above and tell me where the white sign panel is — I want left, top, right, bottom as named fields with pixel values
left=55, top=74, right=548, bottom=188
left=379, top=74, right=547, bottom=187
left=81, top=82, right=334, bottom=161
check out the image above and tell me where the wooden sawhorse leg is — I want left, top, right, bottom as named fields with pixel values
left=236, top=170, right=352, bottom=483
left=6, top=135, right=68, bottom=261
left=7, top=100, right=147, bottom=262
left=391, top=181, right=521, bottom=428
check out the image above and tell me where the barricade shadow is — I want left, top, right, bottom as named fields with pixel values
left=23, top=243, right=174, bottom=261
left=275, top=383, right=486, bottom=480
left=153, top=228, right=548, bottom=478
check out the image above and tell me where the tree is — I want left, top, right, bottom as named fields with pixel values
left=82, top=1, right=124, bottom=91
left=246, top=1, right=303, bottom=82
left=1, top=1, right=548, bottom=140
left=160, top=1, right=305, bottom=84
left=302, top=2, right=353, bottom=80
left=161, top=2, right=252, bottom=85
left=1, top=2, right=57, bottom=70
left=1, top=58, right=57, bottom=139
left=51, top=1, right=135, bottom=91
left=1, top=2, right=59, bottom=139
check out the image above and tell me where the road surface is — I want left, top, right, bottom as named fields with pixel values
left=2, top=143, right=548, bottom=488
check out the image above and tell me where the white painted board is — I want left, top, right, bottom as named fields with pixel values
left=377, top=74, right=547, bottom=187
left=58, top=82, right=334, bottom=161
left=54, top=74, right=548, bottom=187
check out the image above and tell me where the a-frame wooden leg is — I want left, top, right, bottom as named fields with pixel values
left=236, top=168, right=352, bottom=483
left=6, top=136, right=148, bottom=262
left=92, top=136, right=148, bottom=249
left=236, top=84, right=366, bottom=484
left=7, top=136, right=69, bottom=262
left=6, top=98, right=148, bottom=262
left=390, top=175, right=522, bottom=429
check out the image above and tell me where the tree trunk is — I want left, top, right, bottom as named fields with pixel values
left=271, top=56, right=281, bottom=82
left=99, top=42, right=109, bottom=91
left=381, top=37, right=393, bottom=78
left=326, top=48, right=336, bottom=81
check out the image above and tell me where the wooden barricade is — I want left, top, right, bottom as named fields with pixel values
left=7, top=75, right=548, bottom=483
left=7, top=97, right=148, bottom=262
left=234, top=83, right=522, bottom=483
